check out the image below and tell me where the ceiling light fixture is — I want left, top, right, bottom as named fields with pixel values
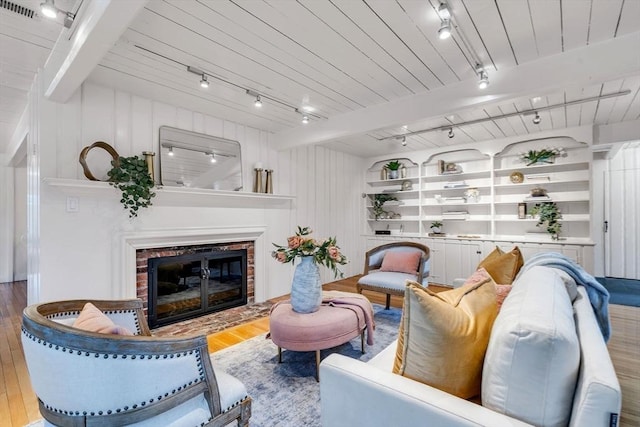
left=167, top=146, right=174, bottom=156
left=378, top=90, right=631, bottom=142
left=200, top=74, right=209, bottom=88
left=533, top=112, right=541, bottom=124
left=210, top=153, right=217, bottom=164
left=254, top=95, right=262, bottom=108
left=476, top=65, right=489, bottom=89
left=40, top=0, right=75, bottom=28
left=302, top=115, right=309, bottom=124
left=438, top=20, right=452, bottom=40
left=401, top=136, right=407, bottom=146
left=448, top=128, right=455, bottom=138
left=437, top=2, right=451, bottom=20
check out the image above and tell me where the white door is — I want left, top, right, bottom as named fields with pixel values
left=604, top=168, right=640, bottom=280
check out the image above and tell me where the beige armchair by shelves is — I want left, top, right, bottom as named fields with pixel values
left=21, top=299, right=251, bottom=427
left=357, top=242, right=430, bottom=309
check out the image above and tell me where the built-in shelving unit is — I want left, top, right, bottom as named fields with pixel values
left=364, top=141, right=592, bottom=245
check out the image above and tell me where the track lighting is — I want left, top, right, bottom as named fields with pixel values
left=401, top=136, right=407, bottom=146
left=438, top=20, right=452, bottom=40
left=40, top=0, right=57, bottom=17
left=533, top=112, right=541, bottom=124
left=302, top=115, right=309, bottom=124
left=437, top=3, right=451, bottom=20
left=40, top=0, right=75, bottom=27
left=167, top=146, right=174, bottom=156
left=200, top=74, right=209, bottom=88
left=254, top=95, right=262, bottom=108
left=448, top=128, right=455, bottom=139
left=478, top=70, right=489, bottom=89
left=210, top=153, right=217, bottom=164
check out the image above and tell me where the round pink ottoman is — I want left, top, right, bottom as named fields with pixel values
left=269, top=302, right=366, bottom=381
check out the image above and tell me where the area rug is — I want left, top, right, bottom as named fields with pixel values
left=211, top=304, right=401, bottom=427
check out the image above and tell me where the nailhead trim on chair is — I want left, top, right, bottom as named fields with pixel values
left=22, top=327, right=207, bottom=419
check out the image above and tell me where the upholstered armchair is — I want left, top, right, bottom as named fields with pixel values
left=357, top=242, right=430, bottom=309
left=21, top=299, right=251, bottom=427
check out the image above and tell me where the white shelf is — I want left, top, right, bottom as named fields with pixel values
left=44, top=178, right=295, bottom=207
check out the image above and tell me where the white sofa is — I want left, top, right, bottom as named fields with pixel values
left=320, top=266, right=621, bottom=427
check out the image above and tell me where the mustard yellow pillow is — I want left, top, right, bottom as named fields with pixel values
left=477, top=246, right=524, bottom=285
left=393, top=274, right=498, bottom=399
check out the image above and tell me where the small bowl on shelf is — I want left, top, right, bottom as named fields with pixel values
left=510, top=171, right=524, bottom=184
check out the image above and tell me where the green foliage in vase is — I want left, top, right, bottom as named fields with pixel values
left=430, top=221, right=443, bottom=229
left=520, top=147, right=566, bottom=166
left=385, top=159, right=402, bottom=171
left=107, top=155, right=156, bottom=218
left=530, top=202, right=562, bottom=239
left=373, top=194, right=397, bottom=219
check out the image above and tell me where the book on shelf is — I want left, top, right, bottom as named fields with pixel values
left=443, top=182, right=468, bottom=188
left=524, top=196, right=552, bottom=201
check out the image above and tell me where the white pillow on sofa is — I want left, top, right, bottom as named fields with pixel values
left=481, top=266, right=580, bottom=426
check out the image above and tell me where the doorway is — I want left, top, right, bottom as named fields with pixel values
left=13, top=158, right=27, bottom=281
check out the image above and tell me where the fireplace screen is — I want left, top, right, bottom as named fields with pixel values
left=147, top=250, right=247, bottom=328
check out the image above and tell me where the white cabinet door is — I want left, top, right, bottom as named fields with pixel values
left=443, top=240, right=483, bottom=285
left=424, top=239, right=445, bottom=284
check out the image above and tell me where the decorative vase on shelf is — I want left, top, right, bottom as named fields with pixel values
left=290, top=256, right=322, bottom=313
left=388, top=169, right=399, bottom=179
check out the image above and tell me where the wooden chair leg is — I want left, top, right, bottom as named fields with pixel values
left=385, top=294, right=391, bottom=310
left=315, top=350, right=320, bottom=382
left=278, top=346, right=282, bottom=363
left=361, top=330, right=365, bottom=354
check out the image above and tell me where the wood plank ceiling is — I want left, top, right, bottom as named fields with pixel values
left=2, top=0, right=640, bottom=157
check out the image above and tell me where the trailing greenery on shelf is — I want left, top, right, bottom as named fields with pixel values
left=108, top=155, right=156, bottom=218
left=530, top=202, right=562, bottom=240
left=520, top=147, right=566, bottom=166
left=372, top=194, right=397, bottom=219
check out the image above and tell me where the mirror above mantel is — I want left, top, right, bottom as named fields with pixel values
left=159, top=126, right=243, bottom=191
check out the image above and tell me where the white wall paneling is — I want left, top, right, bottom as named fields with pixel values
left=28, top=81, right=364, bottom=303
left=0, top=155, right=15, bottom=282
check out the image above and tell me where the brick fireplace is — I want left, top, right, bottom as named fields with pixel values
left=136, top=241, right=255, bottom=327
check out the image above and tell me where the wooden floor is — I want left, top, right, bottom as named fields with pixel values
left=1, top=278, right=638, bottom=427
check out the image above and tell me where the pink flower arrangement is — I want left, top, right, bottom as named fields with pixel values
left=272, top=226, right=348, bottom=278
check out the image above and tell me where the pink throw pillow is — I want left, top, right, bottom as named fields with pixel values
left=73, top=302, right=134, bottom=335
left=379, top=250, right=422, bottom=274
left=495, top=284, right=512, bottom=311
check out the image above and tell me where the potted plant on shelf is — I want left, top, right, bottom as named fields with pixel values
left=385, top=160, right=402, bottom=179
left=372, top=194, right=397, bottom=220
left=108, top=155, right=156, bottom=218
left=520, top=147, right=566, bottom=166
left=430, top=221, right=443, bottom=234
left=530, top=202, right=562, bottom=240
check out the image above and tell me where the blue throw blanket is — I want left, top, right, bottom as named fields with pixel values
left=517, top=252, right=611, bottom=342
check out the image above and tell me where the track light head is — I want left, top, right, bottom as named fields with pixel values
left=401, top=136, right=407, bottom=146
left=437, top=3, right=451, bottom=20
left=254, top=95, right=262, bottom=108
left=40, top=0, right=58, bottom=18
left=438, top=19, right=452, bottom=40
left=478, top=70, right=489, bottom=89
left=167, top=146, right=174, bottom=156
left=210, top=153, right=217, bottom=163
left=533, top=112, right=541, bottom=124
left=448, top=128, right=455, bottom=139
left=302, top=115, right=309, bottom=124
left=200, top=74, right=209, bottom=88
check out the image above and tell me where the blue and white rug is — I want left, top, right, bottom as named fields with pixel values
left=211, top=304, right=402, bottom=427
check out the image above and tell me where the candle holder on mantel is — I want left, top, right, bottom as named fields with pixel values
left=142, top=151, right=156, bottom=183
left=253, top=167, right=264, bottom=193
left=264, top=169, right=273, bottom=194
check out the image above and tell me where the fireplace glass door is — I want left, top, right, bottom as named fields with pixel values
left=147, top=250, right=247, bottom=328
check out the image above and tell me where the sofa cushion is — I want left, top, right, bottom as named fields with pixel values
left=478, top=246, right=524, bottom=285
left=380, top=250, right=422, bottom=274
left=393, top=277, right=497, bottom=399
left=73, top=303, right=134, bottom=335
left=482, top=266, right=580, bottom=426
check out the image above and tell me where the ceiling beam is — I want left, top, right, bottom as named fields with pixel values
left=43, top=0, right=148, bottom=103
left=273, top=31, right=640, bottom=151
